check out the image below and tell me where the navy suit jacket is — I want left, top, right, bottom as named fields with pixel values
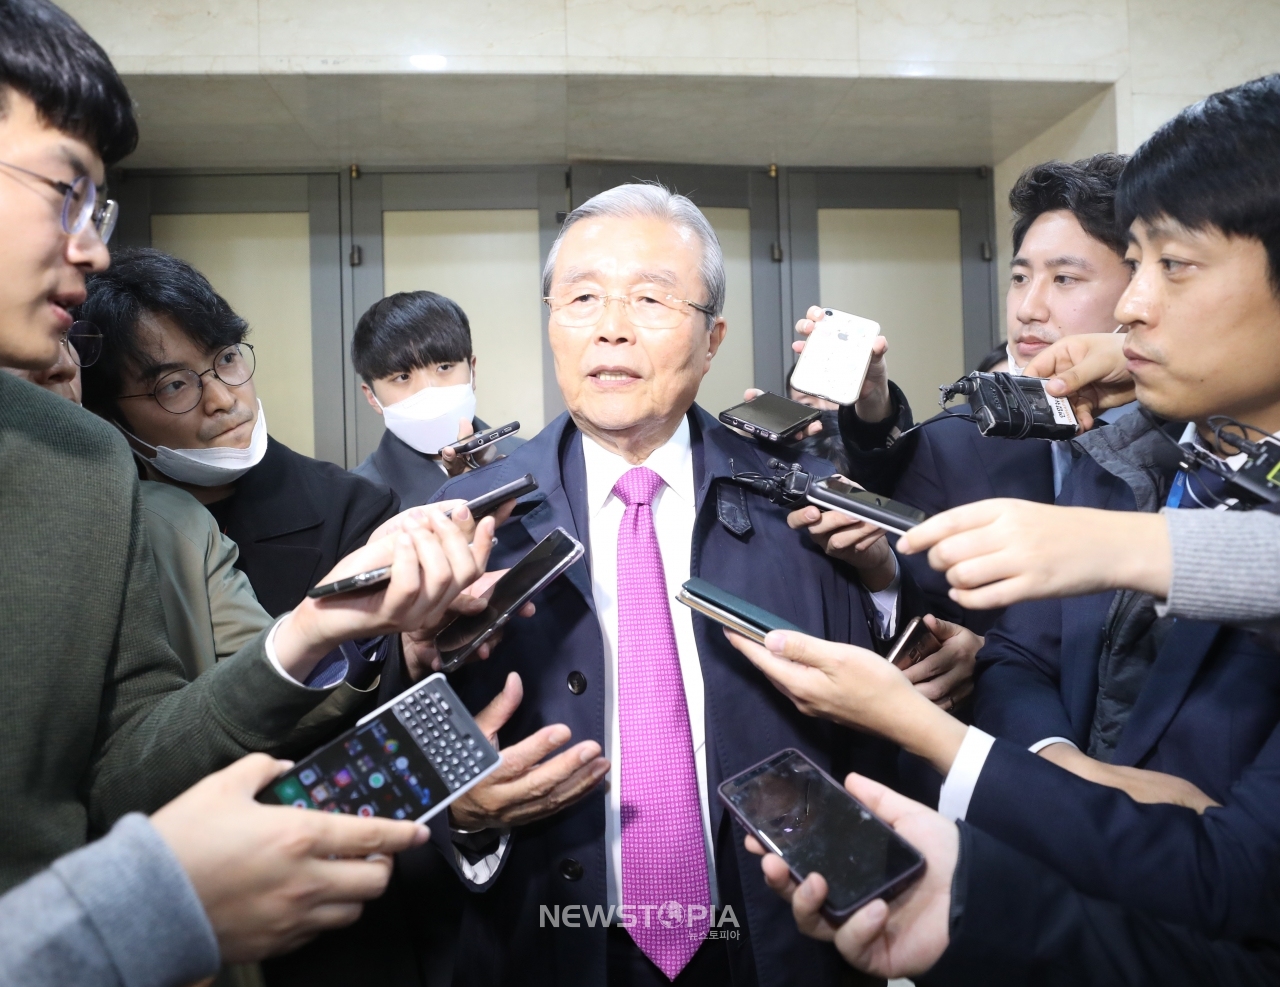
left=420, top=407, right=894, bottom=987
left=920, top=824, right=1280, bottom=987
left=844, top=405, right=1055, bottom=634
left=969, top=449, right=1280, bottom=941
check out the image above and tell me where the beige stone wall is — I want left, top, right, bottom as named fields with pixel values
left=61, top=1, right=1280, bottom=173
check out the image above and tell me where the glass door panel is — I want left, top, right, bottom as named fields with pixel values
left=382, top=208, right=545, bottom=438
left=816, top=208, right=965, bottom=418
left=152, top=211, right=316, bottom=457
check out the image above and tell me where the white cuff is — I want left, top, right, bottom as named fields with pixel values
left=1028, top=736, right=1078, bottom=755
left=263, top=614, right=328, bottom=689
left=456, top=831, right=510, bottom=886
left=869, top=559, right=902, bottom=639
left=937, top=727, right=996, bottom=822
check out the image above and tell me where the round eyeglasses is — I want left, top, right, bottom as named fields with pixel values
left=62, top=321, right=102, bottom=368
left=0, top=159, right=119, bottom=244
left=543, top=284, right=715, bottom=330
left=118, top=343, right=256, bottom=414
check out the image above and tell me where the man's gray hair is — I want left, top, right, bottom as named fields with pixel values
left=541, top=183, right=726, bottom=322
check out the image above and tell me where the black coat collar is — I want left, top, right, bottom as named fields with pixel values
left=215, top=436, right=324, bottom=542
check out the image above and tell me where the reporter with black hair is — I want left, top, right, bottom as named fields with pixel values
left=80, top=248, right=399, bottom=625
left=351, top=289, right=523, bottom=507
left=0, top=1, right=499, bottom=982
left=795, top=155, right=1134, bottom=635
left=730, top=73, right=1280, bottom=946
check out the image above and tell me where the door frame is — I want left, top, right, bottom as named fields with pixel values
left=781, top=167, right=1000, bottom=375
left=345, top=166, right=568, bottom=466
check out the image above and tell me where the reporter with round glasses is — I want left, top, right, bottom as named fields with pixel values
left=80, top=248, right=400, bottom=622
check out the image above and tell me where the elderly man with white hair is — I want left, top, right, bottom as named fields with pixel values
left=380, top=184, right=902, bottom=987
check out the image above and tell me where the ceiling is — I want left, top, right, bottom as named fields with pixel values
left=118, top=73, right=1110, bottom=172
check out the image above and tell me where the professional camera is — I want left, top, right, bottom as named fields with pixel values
left=939, top=371, right=1078, bottom=440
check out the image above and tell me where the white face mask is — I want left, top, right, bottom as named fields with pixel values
left=376, top=372, right=477, bottom=455
left=1004, top=342, right=1026, bottom=376
left=125, top=400, right=269, bottom=486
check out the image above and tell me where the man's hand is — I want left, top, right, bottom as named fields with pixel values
left=786, top=504, right=896, bottom=591
left=1022, top=332, right=1134, bottom=431
left=1039, top=743, right=1220, bottom=814
left=365, top=497, right=519, bottom=547
left=275, top=509, right=496, bottom=680
left=400, top=569, right=537, bottom=680
left=150, top=754, right=430, bottom=963
left=724, top=628, right=967, bottom=775
left=898, top=499, right=1173, bottom=608
left=747, top=773, right=955, bottom=978
left=447, top=673, right=611, bottom=831
left=793, top=305, right=892, bottom=420
left=904, top=615, right=979, bottom=711
left=438, top=419, right=476, bottom=477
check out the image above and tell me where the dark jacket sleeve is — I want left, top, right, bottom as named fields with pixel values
left=963, top=736, right=1280, bottom=941
left=837, top=380, right=916, bottom=496
left=970, top=597, right=1077, bottom=747
left=923, top=823, right=1280, bottom=987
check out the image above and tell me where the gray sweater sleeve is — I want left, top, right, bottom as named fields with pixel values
left=0, top=814, right=219, bottom=987
left=1162, top=509, right=1280, bottom=624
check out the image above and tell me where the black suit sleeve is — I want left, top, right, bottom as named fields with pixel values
left=923, top=824, right=1280, bottom=987
left=838, top=380, right=917, bottom=496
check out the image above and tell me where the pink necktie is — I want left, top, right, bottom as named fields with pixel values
left=614, top=467, right=711, bottom=979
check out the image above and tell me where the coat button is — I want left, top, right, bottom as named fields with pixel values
left=559, top=857, right=583, bottom=881
left=567, top=671, right=587, bottom=695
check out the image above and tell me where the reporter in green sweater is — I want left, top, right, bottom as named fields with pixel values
left=0, top=1, right=497, bottom=903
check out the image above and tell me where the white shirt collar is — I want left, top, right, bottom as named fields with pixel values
left=581, top=416, right=694, bottom=518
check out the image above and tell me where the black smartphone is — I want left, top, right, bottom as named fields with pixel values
left=719, top=748, right=925, bottom=920
left=307, top=475, right=540, bottom=600
left=719, top=392, right=822, bottom=444
left=446, top=421, right=520, bottom=457
left=306, top=565, right=393, bottom=600
left=435, top=527, right=584, bottom=672
left=676, top=578, right=802, bottom=645
left=257, top=673, right=500, bottom=821
left=443, top=473, right=538, bottom=521
left=807, top=475, right=928, bottom=536
left=885, top=616, right=941, bottom=670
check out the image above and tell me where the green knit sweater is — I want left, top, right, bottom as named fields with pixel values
left=0, top=372, right=340, bottom=890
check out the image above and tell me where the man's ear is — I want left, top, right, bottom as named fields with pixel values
left=469, top=355, right=478, bottom=388
left=360, top=381, right=384, bottom=415
left=705, top=317, right=727, bottom=368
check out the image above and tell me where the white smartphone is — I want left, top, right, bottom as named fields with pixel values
left=789, top=308, right=880, bottom=406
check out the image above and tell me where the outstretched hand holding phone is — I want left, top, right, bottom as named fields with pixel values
left=746, top=772, right=956, bottom=980
left=150, top=754, right=430, bottom=962
left=274, top=507, right=495, bottom=682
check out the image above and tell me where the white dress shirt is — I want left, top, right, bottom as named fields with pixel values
left=581, top=419, right=720, bottom=909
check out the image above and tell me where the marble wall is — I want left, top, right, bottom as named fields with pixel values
left=64, top=0, right=1280, bottom=170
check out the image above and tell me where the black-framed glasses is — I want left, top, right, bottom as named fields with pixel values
left=118, top=343, right=256, bottom=414
left=62, top=320, right=102, bottom=368
left=0, top=159, right=119, bottom=244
